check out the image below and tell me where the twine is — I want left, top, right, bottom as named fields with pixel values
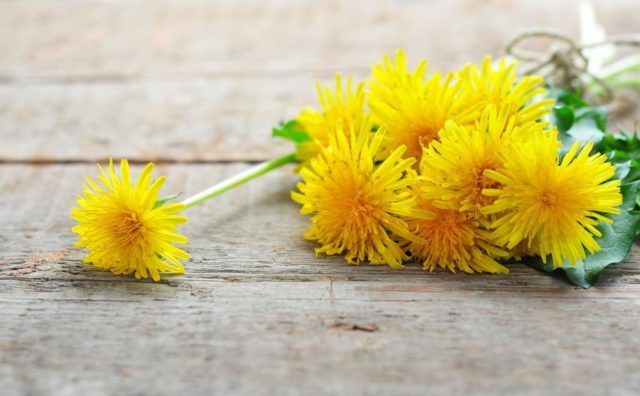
left=505, top=30, right=640, bottom=109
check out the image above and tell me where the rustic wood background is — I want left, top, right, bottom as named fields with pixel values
left=1, top=1, right=639, bottom=395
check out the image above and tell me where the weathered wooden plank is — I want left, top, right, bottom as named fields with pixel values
left=1, top=277, right=639, bottom=396
left=0, top=0, right=636, bottom=80
left=1, top=1, right=639, bottom=394
left=1, top=163, right=639, bottom=286
left=0, top=79, right=306, bottom=162
left=0, top=0, right=637, bottom=162
left=1, top=77, right=637, bottom=163
left=1, top=164, right=639, bottom=395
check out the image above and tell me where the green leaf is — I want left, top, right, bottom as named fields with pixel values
left=272, top=119, right=311, bottom=143
left=558, top=109, right=607, bottom=152
left=596, top=131, right=640, bottom=186
left=626, top=165, right=640, bottom=185
left=551, top=105, right=575, bottom=133
left=598, top=132, right=640, bottom=164
left=614, top=161, right=631, bottom=181
left=546, top=86, right=588, bottom=109
left=524, top=180, right=640, bottom=288
left=546, top=87, right=607, bottom=152
left=576, top=106, right=607, bottom=132
left=153, top=193, right=182, bottom=209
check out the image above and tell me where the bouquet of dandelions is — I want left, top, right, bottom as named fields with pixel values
left=70, top=11, right=640, bottom=287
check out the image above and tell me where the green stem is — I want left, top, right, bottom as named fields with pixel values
left=598, top=54, right=640, bottom=83
left=608, top=78, right=640, bottom=89
left=585, top=55, right=640, bottom=94
left=181, top=152, right=297, bottom=209
left=587, top=75, right=640, bottom=96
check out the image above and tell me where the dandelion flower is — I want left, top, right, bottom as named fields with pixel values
left=295, top=74, right=366, bottom=168
left=71, top=159, right=189, bottom=281
left=291, top=120, right=424, bottom=268
left=369, top=50, right=461, bottom=162
left=406, top=198, right=509, bottom=273
left=422, top=106, right=549, bottom=217
left=456, top=56, right=553, bottom=128
left=483, top=139, right=622, bottom=267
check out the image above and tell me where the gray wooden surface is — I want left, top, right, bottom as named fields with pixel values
left=1, top=1, right=639, bottom=395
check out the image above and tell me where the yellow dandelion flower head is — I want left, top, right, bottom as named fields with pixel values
left=295, top=74, right=366, bottom=167
left=456, top=56, right=554, bottom=127
left=71, top=159, right=189, bottom=281
left=369, top=49, right=459, bottom=162
left=406, top=197, right=509, bottom=274
left=291, top=119, right=422, bottom=268
left=483, top=138, right=622, bottom=267
left=422, top=106, right=548, bottom=217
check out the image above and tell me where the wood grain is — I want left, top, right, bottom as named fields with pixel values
left=0, top=0, right=637, bottom=162
left=1, top=164, right=639, bottom=395
left=1, top=1, right=640, bottom=394
left=0, top=79, right=306, bottom=162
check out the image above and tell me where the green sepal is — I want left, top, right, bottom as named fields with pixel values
left=153, top=193, right=183, bottom=209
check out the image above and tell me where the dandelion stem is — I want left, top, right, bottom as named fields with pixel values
left=181, top=152, right=297, bottom=209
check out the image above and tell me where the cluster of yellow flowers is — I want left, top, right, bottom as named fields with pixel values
left=70, top=50, right=623, bottom=281
left=291, top=50, right=622, bottom=273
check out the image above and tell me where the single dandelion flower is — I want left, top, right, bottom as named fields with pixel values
left=456, top=56, right=554, bottom=128
left=368, top=49, right=462, bottom=162
left=422, top=106, right=549, bottom=218
left=291, top=119, right=425, bottom=268
left=71, top=159, right=189, bottom=281
left=406, top=198, right=509, bottom=273
left=295, top=74, right=367, bottom=168
left=483, top=139, right=622, bottom=267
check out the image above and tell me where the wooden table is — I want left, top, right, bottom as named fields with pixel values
left=1, top=1, right=639, bottom=395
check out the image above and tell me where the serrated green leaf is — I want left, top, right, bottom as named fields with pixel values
left=597, top=131, right=640, bottom=186
left=598, top=132, right=640, bottom=163
left=523, top=180, right=640, bottom=288
left=153, top=193, right=182, bottom=209
left=272, top=119, right=311, bottom=143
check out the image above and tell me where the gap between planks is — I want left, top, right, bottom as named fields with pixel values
left=0, top=158, right=269, bottom=165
